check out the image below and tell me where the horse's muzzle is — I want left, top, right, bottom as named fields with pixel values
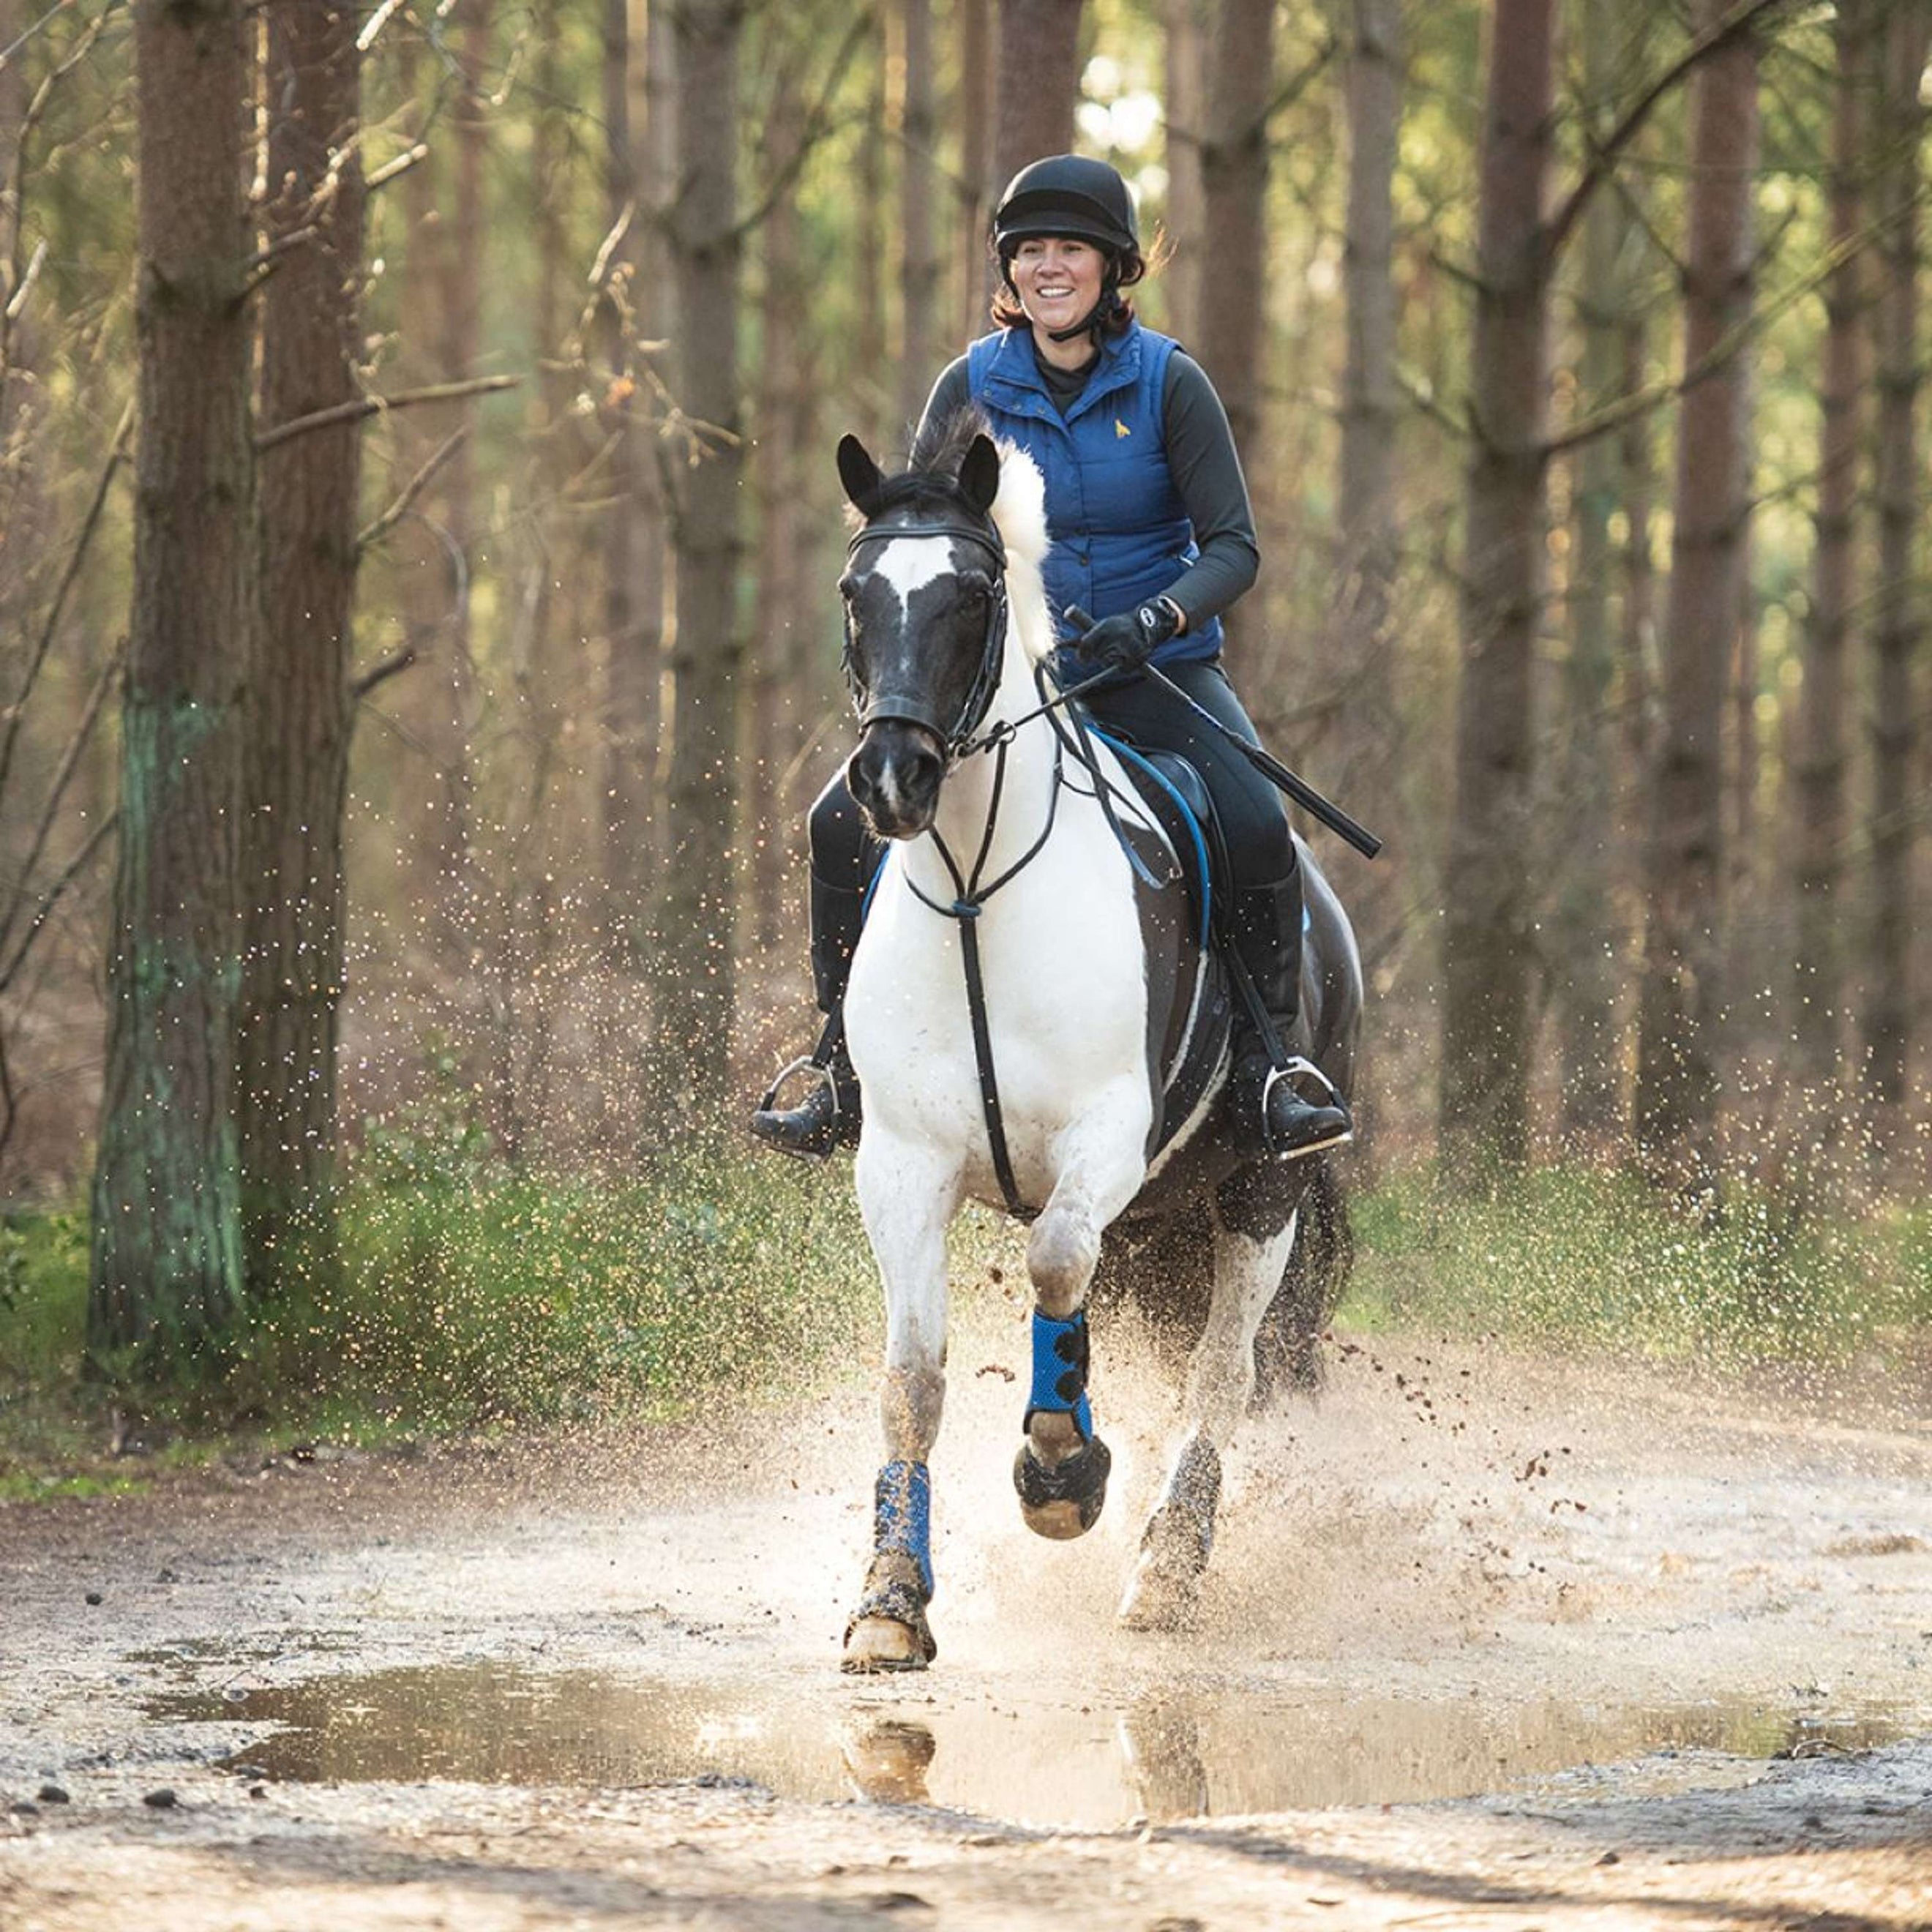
left=848, top=721, right=945, bottom=839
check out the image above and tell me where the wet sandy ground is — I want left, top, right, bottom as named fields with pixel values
left=3, top=1314, right=1931, bottom=1928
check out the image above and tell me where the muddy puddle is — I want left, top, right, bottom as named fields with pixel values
left=146, top=1660, right=1914, bottom=1829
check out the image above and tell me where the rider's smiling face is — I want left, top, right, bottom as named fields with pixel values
left=1010, top=236, right=1104, bottom=336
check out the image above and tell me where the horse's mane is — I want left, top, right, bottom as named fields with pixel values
left=890, top=406, right=1052, bottom=663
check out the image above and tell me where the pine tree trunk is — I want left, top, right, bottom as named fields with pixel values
left=1864, top=0, right=1928, bottom=1117
left=1554, top=0, right=1629, bottom=1145
left=752, top=82, right=806, bottom=951
left=429, top=0, right=490, bottom=955
left=897, top=0, right=940, bottom=435
left=1636, top=0, right=1758, bottom=1188
left=855, top=26, right=888, bottom=446
left=604, top=0, right=670, bottom=944
left=1195, top=0, right=1272, bottom=457
left=238, top=0, right=366, bottom=1300
left=1337, top=0, right=1399, bottom=649
left=1438, top=0, right=1553, bottom=1172
left=959, top=0, right=995, bottom=338
left=1195, top=0, right=1273, bottom=662
left=1791, top=0, right=1868, bottom=1093
left=89, top=0, right=252, bottom=1372
left=992, top=0, right=1085, bottom=188
left=1617, top=309, right=1655, bottom=880
left=656, top=0, right=744, bottom=1112
left=1162, top=0, right=1206, bottom=344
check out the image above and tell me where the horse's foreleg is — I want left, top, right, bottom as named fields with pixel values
left=1015, top=1097, right=1147, bottom=1541
left=1120, top=1197, right=1300, bottom=1630
left=844, top=1135, right=959, bottom=1674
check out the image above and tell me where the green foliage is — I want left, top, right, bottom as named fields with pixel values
left=2, top=1144, right=877, bottom=1477
left=258, top=1149, right=877, bottom=1432
left=1341, top=1163, right=1932, bottom=1361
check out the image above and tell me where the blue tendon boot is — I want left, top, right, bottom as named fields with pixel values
left=1013, top=1308, right=1113, bottom=1539
left=842, top=1459, right=937, bottom=1671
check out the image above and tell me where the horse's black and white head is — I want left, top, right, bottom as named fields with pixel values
left=836, top=411, right=1046, bottom=840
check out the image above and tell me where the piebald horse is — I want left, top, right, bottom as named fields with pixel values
left=834, top=412, right=1361, bottom=1671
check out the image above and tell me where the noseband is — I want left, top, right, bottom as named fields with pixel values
left=842, top=512, right=1011, bottom=761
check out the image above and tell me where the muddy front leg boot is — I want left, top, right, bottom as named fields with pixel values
left=1224, top=869, right=1352, bottom=1161
left=750, top=869, right=866, bottom=1158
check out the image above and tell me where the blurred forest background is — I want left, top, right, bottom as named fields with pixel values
left=0, top=0, right=1928, bottom=1401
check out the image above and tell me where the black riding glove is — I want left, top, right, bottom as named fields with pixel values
left=1065, top=598, right=1181, bottom=672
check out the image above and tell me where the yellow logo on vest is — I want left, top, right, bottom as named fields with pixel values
left=1114, top=416, right=1131, bottom=439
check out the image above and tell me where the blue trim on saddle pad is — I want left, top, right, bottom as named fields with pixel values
left=1088, top=729, right=1212, bottom=951
left=873, top=1459, right=934, bottom=1601
left=1025, top=1308, right=1094, bottom=1441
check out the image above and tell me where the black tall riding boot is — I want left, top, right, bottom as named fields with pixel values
left=1224, top=869, right=1352, bottom=1161
left=749, top=870, right=866, bottom=1158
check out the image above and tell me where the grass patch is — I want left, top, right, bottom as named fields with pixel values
left=7, top=1149, right=1929, bottom=1484
left=1340, top=1164, right=1932, bottom=1360
left=0, top=1144, right=878, bottom=1478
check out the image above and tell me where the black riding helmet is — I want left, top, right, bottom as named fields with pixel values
left=991, top=155, right=1141, bottom=343
left=991, top=154, right=1139, bottom=255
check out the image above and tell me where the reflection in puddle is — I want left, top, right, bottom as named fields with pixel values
left=147, top=1663, right=1912, bottom=1830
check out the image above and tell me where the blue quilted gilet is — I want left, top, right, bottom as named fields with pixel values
left=965, top=321, right=1221, bottom=664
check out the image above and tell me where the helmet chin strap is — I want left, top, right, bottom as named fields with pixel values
left=1044, top=284, right=1127, bottom=346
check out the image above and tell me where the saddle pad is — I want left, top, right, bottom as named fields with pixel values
left=1087, top=731, right=1219, bottom=951
left=1088, top=730, right=1230, bottom=1158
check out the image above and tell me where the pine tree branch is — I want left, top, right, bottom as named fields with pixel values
left=257, top=374, right=519, bottom=452
left=1545, top=0, right=1798, bottom=263
left=0, top=401, right=132, bottom=806
left=730, top=7, right=874, bottom=245
left=0, top=634, right=121, bottom=967
left=1543, top=201, right=1891, bottom=460
left=0, top=809, right=116, bottom=997
left=357, top=424, right=470, bottom=551
left=351, top=646, right=419, bottom=701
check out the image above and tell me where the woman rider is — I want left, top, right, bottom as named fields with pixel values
left=752, top=153, right=1351, bottom=1163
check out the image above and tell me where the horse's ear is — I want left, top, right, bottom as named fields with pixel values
left=837, top=434, right=885, bottom=516
left=958, top=435, right=1000, bottom=516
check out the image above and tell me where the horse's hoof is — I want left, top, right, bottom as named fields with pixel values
left=842, top=1615, right=932, bottom=1672
left=1118, top=1503, right=1210, bottom=1631
left=1014, top=1434, right=1111, bottom=1540
left=842, top=1574, right=937, bottom=1672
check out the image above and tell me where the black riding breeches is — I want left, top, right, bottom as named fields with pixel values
left=1075, top=658, right=1294, bottom=888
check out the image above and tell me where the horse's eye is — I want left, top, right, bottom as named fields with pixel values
left=837, top=574, right=858, bottom=604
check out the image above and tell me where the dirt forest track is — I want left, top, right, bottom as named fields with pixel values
left=4, top=1306, right=1931, bottom=1930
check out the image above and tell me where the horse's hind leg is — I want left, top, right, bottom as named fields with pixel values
left=1014, top=1095, right=1147, bottom=1540
left=1252, top=1153, right=1352, bottom=1407
left=1120, top=1172, right=1302, bottom=1630
left=844, top=1134, right=961, bottom=1674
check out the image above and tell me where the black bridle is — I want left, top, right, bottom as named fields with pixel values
left=842, top=514, right=1011, bottom=762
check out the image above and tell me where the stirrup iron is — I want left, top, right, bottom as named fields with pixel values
left=1259, top=1055, right=1353, bottom=1162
